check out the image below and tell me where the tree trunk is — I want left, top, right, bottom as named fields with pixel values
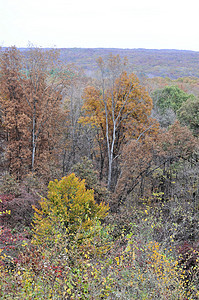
left=31, top=102, right=36, bottom=171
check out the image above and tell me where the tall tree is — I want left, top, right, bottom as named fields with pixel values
left=0, top=47, right=64, bottom=179
left=0, top=47, right=31, bottom=178
left=21, top=47, right=63, bottom=175
left=80, top=55, right=154, bottom=190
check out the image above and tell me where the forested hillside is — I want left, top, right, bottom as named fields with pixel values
left=60, top=48, right=199, bottom=79
left=11, top=47, right=199, bottom=79
left=0, top=47, right=198, bottom=299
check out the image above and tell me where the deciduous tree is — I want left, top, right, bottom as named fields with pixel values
left=177, top=97, right=199, bottom=137
left=152, top=85, right=194, bottom=127
left=115, top=121, right=198, bottom=206
left=0, top=47, right=30, bottom=178
left=80, top=55, right=154, bottom=190
left=0, top=47, right=64, bottom=180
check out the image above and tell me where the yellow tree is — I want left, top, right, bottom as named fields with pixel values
left=80, top=55, right=154, bottom=190
left=32, top=173, right=109, bottom=245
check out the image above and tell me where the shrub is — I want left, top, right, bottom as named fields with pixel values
left=32, top=173, right=109, bottom=245
left=0, top=191, right=40, bottom=229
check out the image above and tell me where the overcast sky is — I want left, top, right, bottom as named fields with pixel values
left=1, top=0, right=199, bottom=50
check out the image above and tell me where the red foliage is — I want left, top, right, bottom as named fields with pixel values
left=0, top=190, right=40, bottom=228
left=177, top=241, right=199, bottom=287
left=17, top=245, right=67, bottom=280
left=0, top=226, right=29, bottom=269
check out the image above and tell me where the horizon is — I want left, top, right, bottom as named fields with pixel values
left=1, top=46, right=199, bottom=53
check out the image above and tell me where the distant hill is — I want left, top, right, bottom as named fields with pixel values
left=59, top=48, right=199, bottom=79
left=7, top=47, right=199, bottom=79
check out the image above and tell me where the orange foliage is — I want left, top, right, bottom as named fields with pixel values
left=0, top=47, right=64, bottom=180
left=81, top=71, right=153, bottom=141
left=115, top=121, right=198, bottom=204
left=80, top=64, right=157, bottom=188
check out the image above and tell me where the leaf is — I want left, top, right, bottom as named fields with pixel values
left=125, top=244, right=131, bottom=252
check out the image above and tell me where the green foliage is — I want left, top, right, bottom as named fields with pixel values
left=152, top=85, right=194, bottom=113
left=32, top=173, right=109, bottom=245
left=177, top=97, right=199, bottom=136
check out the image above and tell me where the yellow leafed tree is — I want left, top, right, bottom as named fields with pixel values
left=32, top=173, right=109, bottom=245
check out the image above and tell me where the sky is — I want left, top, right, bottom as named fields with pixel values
left=1, top=0, right=199, bottom=51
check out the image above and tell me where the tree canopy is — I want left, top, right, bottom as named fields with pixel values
left=177, top=97, right=199, bottom=137
left=80, top=56, right=157, bottom=189
left=152, top=85, right=194, bottom=113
